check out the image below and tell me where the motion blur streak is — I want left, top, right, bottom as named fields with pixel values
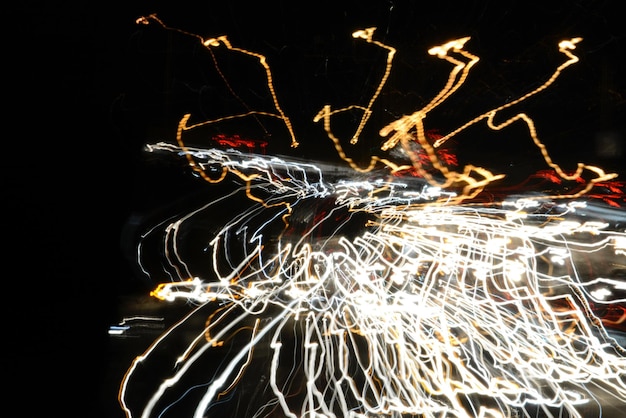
left=120, top=15, right=626, bottom=418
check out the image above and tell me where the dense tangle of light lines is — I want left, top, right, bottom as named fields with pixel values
left=120, top=15, right=626, bottom=418
left=121, top=146, right=626, bottom=418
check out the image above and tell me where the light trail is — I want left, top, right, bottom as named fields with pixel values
left=120, top=15, right=626, bottom=418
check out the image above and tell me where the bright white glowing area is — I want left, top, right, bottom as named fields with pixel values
left=591, top=287, right=612, bottom=300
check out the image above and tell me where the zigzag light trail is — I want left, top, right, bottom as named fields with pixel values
left=119, top=15, right=626, bottom=418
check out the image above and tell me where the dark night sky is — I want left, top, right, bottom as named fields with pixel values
left=7, top=1, right=624, bottom=417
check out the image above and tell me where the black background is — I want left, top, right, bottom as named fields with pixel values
left=8, top=1, right=625, bottom=417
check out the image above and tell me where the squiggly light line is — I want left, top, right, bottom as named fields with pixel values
left=120, top=15, right=626, bottom=418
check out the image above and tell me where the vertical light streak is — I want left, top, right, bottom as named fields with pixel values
left=120, top=15, right=626, bottom=418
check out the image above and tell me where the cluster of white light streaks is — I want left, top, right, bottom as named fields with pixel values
left=120, top=147, right=626, bottom=418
